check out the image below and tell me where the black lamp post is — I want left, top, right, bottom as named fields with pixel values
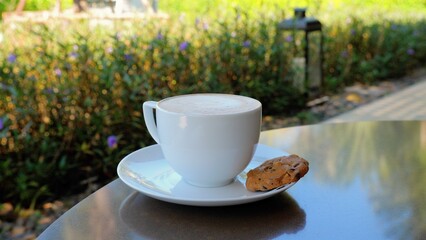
left=278, top=8, right=323, bottom=95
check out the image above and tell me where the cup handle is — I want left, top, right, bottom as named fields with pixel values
left=142, top=101, right=160, bottom=144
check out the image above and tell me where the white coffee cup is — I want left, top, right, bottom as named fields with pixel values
left=142, top=93, right=262, bottom=187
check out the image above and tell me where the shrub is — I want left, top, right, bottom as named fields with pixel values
left=323, top=18, right=426, bottom=89
left=1, top=9, right=426, bottom=207
left=0, top=11, right=303, bottom=207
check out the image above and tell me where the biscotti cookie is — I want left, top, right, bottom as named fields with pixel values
left=246, top=154, right=309, bottom=192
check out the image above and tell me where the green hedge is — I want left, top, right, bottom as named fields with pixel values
left=1, top=10, right=426, bottom=207
left=324, top=18, right=426, bottom=89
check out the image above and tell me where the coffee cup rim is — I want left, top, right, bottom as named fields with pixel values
left=156, top=93, right=262, bottom=117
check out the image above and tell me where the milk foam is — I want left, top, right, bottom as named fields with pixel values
left=158, top=94, right=261, bottom=115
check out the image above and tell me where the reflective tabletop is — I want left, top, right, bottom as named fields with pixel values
left=38, top=121, right=426, bottom=240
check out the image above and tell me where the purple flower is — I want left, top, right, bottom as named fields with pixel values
left=106, top=47, right=113, bottom=53
left=43, top=88, right=54, bottom=94
left=242, top=40, right=251, bottom=48
left=202, top=22, right=209, bottom=31
left=285, top=35, right=293, bottom=42
left=124, top=53, right=132, bottom=61
left=350, top=29, right=356, bottom=36
left=179, top=41, right=189, bottom=51
left=107, top=135, right=118, bottom=148
left=195, top=17, right=200, bottom=26
left=54, top=68, right=62, bottom=77
left=340, top=50, right=349, bottom=58
left=7, top=54, right=17, bottom=63
left=407, top=48, right=415, bottom=56
left=156, top=32, right=164, bottom=40
left=69, top=52, right=78, bottom=59
left=0, top=118, right=4, bottom=130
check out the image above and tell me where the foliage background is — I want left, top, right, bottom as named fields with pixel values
left=1, top=0, right=426, bottom=207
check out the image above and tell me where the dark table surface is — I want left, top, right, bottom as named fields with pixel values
left=38, top=121, right=426, bottom=240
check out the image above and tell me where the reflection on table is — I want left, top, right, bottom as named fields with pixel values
left=38, top=121, right=426, bottom=240
left=261, top=121, right=426, bottom=239
left=120, top=191, right=305, bottom=239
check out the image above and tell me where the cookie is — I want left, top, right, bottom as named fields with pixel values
left=246, top=154, right=309, bottom=192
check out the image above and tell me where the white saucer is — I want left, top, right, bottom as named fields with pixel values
left=117, top=144, right=296, bottom=206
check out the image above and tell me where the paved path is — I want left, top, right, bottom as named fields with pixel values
left=325, top=76, right=426, bottom=123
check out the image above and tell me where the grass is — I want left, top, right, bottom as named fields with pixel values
left=2, top=0, right=426, bottom=22
left=157, top=0, right=426, bottom=22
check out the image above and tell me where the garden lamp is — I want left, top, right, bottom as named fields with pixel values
left=278, top=8, right=323, bottom=95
